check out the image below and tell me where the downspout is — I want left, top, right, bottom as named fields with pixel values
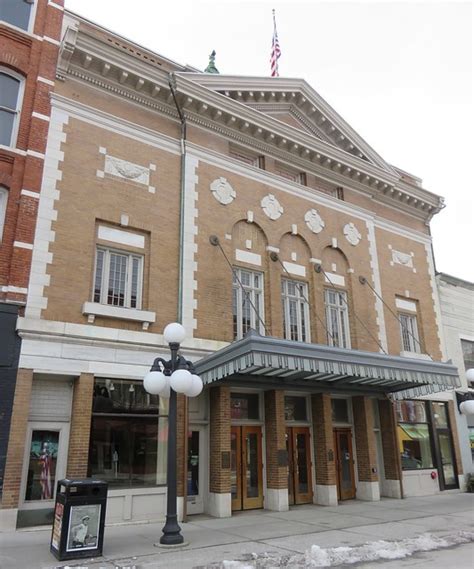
left=168, top=73, right=189, bottom=522
left=168, top=72, right=187, bottom=324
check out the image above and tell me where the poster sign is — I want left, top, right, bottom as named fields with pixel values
left=51, top=502, right=64, bottom=550
left=66, top=504, right=101, bottom=552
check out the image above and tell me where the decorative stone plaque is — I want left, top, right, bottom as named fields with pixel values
left=210, top=177, right=236, bottom=205
left=304, top=209, right=325, bottom=234
left=261, top=193, right=283, bottom=220
left=343, top=222, right=361, bottom=246
left=392, top=249, right=413, bottom=268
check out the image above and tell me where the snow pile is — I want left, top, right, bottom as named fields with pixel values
left=217, top=531, right=474, bottom=568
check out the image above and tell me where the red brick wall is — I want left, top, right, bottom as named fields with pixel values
left=209, top=386, right=231, bottom=493
left=66, top=373, right=94, bottom=478
left=352, top=396, right=378, bottom=482
left=311, top=393, right=337, bottom=486
left=264, top=390, right=287, bottom=490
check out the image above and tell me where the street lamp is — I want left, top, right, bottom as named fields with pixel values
left=143, top=322, right=203, bottom=545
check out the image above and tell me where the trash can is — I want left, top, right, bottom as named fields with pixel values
left=50, top=478, right=108, bottom=562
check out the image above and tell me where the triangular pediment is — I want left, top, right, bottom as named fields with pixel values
left=181, top=74, right=397, bottom=175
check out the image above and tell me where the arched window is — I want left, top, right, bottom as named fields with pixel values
left=0, top=71, right=23, bottom=147
left=0, top=187, right=9, bottom=242
left=0, top=0, right=34, bottom=31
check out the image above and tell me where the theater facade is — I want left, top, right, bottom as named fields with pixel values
left=0, top=7, right=464, bottom=529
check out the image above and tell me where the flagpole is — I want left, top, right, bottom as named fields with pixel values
left=270, top=8, right=281, bottom=77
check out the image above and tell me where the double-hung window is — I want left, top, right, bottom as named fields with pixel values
left=399, top=313, right=421, bottom=353
left=94, top=247, right=143, bottom=309
left=282, top=279, right=310, bottom=342
left=0, top=0, right=33, bottom=31
left=325, top=288, right=350, bottom=348
left=0, top=71, right=23, bottom=147
left=232, top=268, right=264, bottom=339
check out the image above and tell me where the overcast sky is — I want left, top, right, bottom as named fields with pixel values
left=65, top=0, right=473, bottom=282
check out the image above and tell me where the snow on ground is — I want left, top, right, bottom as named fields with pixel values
left=209, top=531, right=474, bottom=568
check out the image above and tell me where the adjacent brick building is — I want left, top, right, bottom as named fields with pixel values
left=0, top=6, right=464, bottom=530
left=0, top=0, right=64, bottom=507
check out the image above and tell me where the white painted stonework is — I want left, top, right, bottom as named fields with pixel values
left=391, top=249, right=414, bottom=268
left=104, top=154, right=149, bottom=185
left=236, top=249, right=262, bottom=266
left=207, top=492, right=231, bottom=518
left=265, top=488, right=289, bottom=511
left=210, top=177, right=236, bottom=205
left=282, top=261, right=306, bottom=277
left=324, top=272, right=345, bottom=287
left=304, top=208, right=325, bottom=234
left=315, top=484, right=338, bottom=506
left=381, top=479, right=402, bottom=499
left=343, top=222, right=362, bottom=246
left=97, top=226, right=145, bottom=248
left=261, top=193, right=283, bottom=220
left=396, top=298, right=417, bottom=312
left=402, top=470, right=440, bottom=497
left=356, top=481, right=380, bottom=501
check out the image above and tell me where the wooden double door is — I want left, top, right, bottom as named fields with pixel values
left=334, top=428, right=356, bottom=500
left=231, top=426, right=263, bottom=511
left=286, top=427, right=313, bottom=505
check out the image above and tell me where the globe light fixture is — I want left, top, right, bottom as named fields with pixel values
left=459, top=399, right=474, bottom=416
left=466, top=368, right=474, bottom=383
left=143, top=322, right=203, bottom=546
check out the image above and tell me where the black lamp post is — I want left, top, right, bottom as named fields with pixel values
left=143, top=322, right=203, bottom=546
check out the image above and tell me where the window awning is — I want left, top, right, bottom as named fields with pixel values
left=194, top=330, right=460, bottom=398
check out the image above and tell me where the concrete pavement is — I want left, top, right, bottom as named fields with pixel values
left=0, top=492, right=472, bottom=568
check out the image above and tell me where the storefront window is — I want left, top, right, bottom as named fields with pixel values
left=89, top=379, right=168, bottom=488
left=230, top=393, right=259, bottom=420
left=284, top=396, right=307, bottom=421
left=25, top=430, right=59, bottom=501
left=396, top=400, right=433, bottom=470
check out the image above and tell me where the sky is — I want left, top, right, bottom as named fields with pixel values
left=65, top=0, right=473, bottom=282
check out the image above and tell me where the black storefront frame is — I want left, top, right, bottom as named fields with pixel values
left=428, top=402, right=459, bottom=491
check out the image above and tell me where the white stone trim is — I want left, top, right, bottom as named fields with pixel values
left=98, top=226, right=145, bottom=249
left=43, top=36, right=61, bottom=46
left=82, top=302, right=155, bottom=326
left=396, top=298, right=417, bottom=312
left=381, top=479, right=402, bottom=499
left=48, top=1, right=64, bottom=10
left=356, top=481, right=380, bottom=501
left=0, top=508, right=18, bottom=532
left=38, top=76, right=55, bottom=86
left=25, top=106, right=68, bottom=318
left=314, top=484, right=338, bottom=506
left=266, top=246, right=280, bottom=253
left=32, top=112, right=50, bottom=122
left=236, top=249, right=262, bottom=267
left=265, top=488, right=289, bottom=511
left=324, top=272, right=345, bottom=287
left=282, top=261, right=306, bottom=277
left=1, top=285, right=28, bottom=294
left=400, top=350, right=432, bottom=361
left=365, top=220, right=388, bottom=353
left=26, top=149, right=45, bottom=159
left=13, top=241, right=33, bottom=250
left=181, top=153, right=200, bottom=336
left=21, top=189, right=40, bottom=199
left=207, top=492, right=231, bottom=518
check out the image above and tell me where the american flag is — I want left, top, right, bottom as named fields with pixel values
left=270, top=9, right=281, bottom=77
left=39, top=448, right=53, bottom=500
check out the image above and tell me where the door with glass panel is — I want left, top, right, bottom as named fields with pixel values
left=432, top=402, right=458, bottom=490
left=186, top=426, right=206, bottom=515
left=334, top=428, right=356, bottom=500
left=231, top=426, right=263, bottom=511
left=286, top=427, right=313, bottom=505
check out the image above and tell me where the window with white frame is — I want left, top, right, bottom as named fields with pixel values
left=0, top=71, right=23, bottom=147
left=232, top=268, right=264, bottom=339
left=0, top=186, right=8, bottom=241
left=229, top=146, right=265, bottom=169
left=325, top=288, right=351, bottom=348
left=93, top=247, right=143, bottom=309
left=399, top=312, right=421, bottom=353
left=0, top=0, right=34, bottom=31
left=282, top=279, right=310, bottom=342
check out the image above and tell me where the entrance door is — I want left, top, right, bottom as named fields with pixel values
left=231, top=426, right=263, bottom=511
left=186, top=426, right=207, bottom=515
left=286, top=427, right=313, bottom=505
left=334, top=428, right=356, bottom=500
left=436, top=430, right=458, bottom=490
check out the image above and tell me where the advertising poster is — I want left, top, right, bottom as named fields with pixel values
left=66, top=504, right=101, bottom=552
left=51, top=502, right=64, bottom=550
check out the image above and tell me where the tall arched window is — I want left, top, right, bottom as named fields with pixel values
left=0, top=71, right=23, bottom=147
left=0, top=187, right=9, bottom=242
left=0, top=0, right=34, bottom=31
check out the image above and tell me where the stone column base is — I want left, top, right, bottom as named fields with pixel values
left=207, top=492, right=231, bottom=518
left=177, top=496, right=184, bottom=522
left=356, top=481, right=380, bottom=501
left=265, top=488, right=289, bottom=511
left=381, top=479, right=402, bottom=499
left=0, top=508, right=18, bottom=531
left=315, top=484, right=338, bottom=506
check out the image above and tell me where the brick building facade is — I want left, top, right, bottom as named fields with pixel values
left=0, top=0, right=64, bottom=505
left=0, top=7, right=464, bottom=530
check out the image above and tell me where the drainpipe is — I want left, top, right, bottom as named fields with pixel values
left=168, top=73, right=189, bottom=522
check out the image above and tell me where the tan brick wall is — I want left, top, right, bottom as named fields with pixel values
left=311, top=393, right=336, bottom=486
left=447, top=400, right=463, bottom=476
left=209, top=386, right=231, bottom=494
left=264, top=390, right=287, bottom=490
left=66, top=373, right=94, bottom=479
left=1, top=369, right=33, bottom=509
left=378, top=399, right=400, bottom=481
left=352, top=396, right=378, bottom=482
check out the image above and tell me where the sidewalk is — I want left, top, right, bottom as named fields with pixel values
left=0, top=493, right=472, bottom=568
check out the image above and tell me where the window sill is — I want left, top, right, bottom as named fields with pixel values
left=400, top=351, right=432, bottom=361
left=82, top=302, right=156, bottom=330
